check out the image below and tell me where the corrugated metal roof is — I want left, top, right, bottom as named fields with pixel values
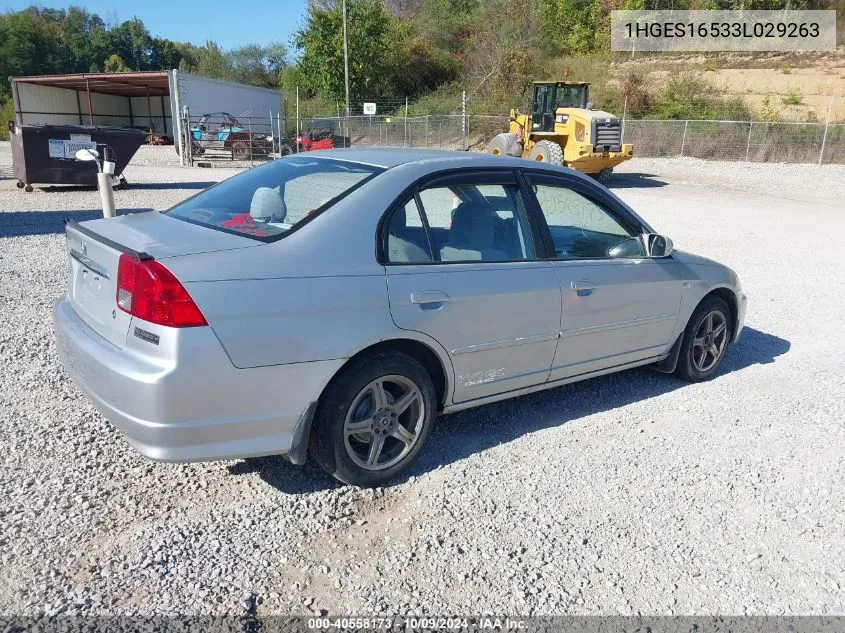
left=11, top=72, right=170, bottom=97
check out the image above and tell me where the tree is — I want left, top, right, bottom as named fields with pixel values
left=384, top=20, right=457, bottom=98
left=407, top=0, right=479, bottom=54
left=227, top=42, right=288, bottom=88
left=109, top=17, right=152, bottom=70
left=0, top=8, right=54, bottom=98
left=104, top=53, right=129, bottom=73
left=194, top=41, right=230, bottom=80
left=149, top=38, right=184, bottom=71
left=0, top=98, right=15, bottom=141
left=295, top=0, right=392, bottom=98
left=61, top=7, right=108, bottom=72
left=0, top=5, right=284, bottom=101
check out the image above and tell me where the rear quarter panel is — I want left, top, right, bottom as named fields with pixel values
left=185, top=274, right=395, bottom=368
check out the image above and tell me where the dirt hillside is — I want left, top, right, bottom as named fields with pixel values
left=618, top=49, right=845, bottom=121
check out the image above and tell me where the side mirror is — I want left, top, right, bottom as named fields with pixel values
left=644, top=233, right=674, bottom=258
left=586, top=101, right=595, bottom=110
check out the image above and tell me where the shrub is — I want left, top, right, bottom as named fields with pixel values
left=782, top=89, right=803, bottom=106
left=0, top=99, right=15, bottom=141
left=644, top=73, right=751, bottom=120
left=758, top=96, right=781, bottom=122
left=617, top=69, right=653, bottom=116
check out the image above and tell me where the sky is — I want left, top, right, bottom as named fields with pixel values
left=2, top=0, right=310, bottom=51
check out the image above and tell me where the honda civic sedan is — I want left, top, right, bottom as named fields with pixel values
left=54, top=149, right=746, bottom=486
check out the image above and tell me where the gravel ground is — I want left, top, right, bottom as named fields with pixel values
left=1, top=144, right=844, bottom=618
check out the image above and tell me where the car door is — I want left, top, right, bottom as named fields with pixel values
left=383, top=170, right=562, bottom=404
left=523, top=171, right=684, bottom=381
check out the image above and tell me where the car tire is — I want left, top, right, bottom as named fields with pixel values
left=527, top=140, right=563, bottom=165
left=675, top=295, right=732, bottom=383
left=310, top=350, right=437, bottom=487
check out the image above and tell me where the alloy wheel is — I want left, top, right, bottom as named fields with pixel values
left=343, top=375, right=425, bottom=471
left=692, top=310, right=728, bottom=372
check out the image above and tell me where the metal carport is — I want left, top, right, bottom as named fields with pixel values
left=10, top=71, right=172, bottom=137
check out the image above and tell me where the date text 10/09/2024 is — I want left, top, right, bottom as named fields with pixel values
left=307, top=617, right=528, bottom=630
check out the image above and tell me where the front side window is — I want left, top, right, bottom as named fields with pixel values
left=418, top=183, right=535, bottom=263
left=532, top=184, right=644, bottom=259
left=167, top=157, right=380, bottom=241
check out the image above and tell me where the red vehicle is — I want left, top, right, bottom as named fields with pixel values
left=296, top=128, right=334, bottom=152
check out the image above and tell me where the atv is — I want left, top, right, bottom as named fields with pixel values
left=191, top=112, right=272, bottom=160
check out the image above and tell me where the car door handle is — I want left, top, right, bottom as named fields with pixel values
left=571, top=280, right=597, bottom=296
left=410, top=291, right=450, bottom=305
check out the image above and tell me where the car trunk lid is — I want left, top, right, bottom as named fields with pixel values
left=64, top=212, right=257, bottom=348
left=75, top=210, right=260, bottom=259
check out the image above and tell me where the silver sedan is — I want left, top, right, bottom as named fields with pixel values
left=54, top=149, right=746, bottom=486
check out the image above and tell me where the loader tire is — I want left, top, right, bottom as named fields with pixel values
left=486, top=133, right=522, bottom=157
left=527, top=140, right=563, bottom=165
left=595, top=167, right=614, bottom=184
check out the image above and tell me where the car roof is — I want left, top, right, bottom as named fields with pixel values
left=305, top=147, right=562, bottom=170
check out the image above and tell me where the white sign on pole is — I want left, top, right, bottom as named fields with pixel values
left=363, top=102, right=377, bottom=115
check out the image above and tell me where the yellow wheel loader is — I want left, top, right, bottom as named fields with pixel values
left=487, top=80, right=633, bottom=183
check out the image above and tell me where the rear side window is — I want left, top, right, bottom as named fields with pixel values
left=386, top=200, right=433, bottom=263
left=166, top=157, right=381, bottom=241
left=420, top=183, right=535, bottom=263
left=384, top=183, right=535, bottom=264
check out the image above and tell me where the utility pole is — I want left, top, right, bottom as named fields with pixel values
left=343, top=0, right=351, bottom=122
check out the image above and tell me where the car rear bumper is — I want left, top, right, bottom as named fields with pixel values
left=53, top=297, right=343, bottom=463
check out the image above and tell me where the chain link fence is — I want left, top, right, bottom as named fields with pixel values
left=285, top=115, right=843, bottom=165
left=621, top=119, right=845, bottom=165
left=324, top=115, right=509, bottom=151
left=175, top=106, right=844, bottom=166
left=179, top=112, right=279, bottom=166
left=279, top=114, right=509, bottom=152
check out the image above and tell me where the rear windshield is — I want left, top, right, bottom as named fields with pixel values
left=166, top=157, right=381, bottom=241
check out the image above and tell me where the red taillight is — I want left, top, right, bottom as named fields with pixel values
left=116, top=254, right=207, bottom=328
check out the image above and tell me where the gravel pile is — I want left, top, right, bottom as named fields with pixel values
left=1, top=146, right=844, bottom=617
